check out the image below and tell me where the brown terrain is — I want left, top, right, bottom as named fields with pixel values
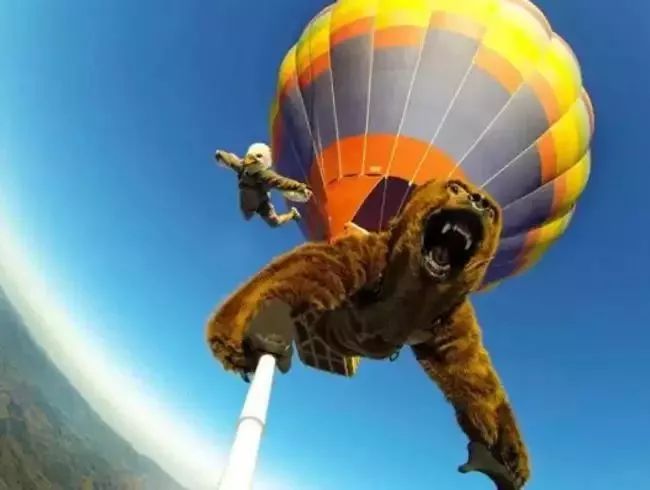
left=0, top=285, right=185, bottom=490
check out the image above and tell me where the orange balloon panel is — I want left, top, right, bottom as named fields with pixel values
left=310, top=135, right=465, bottom=238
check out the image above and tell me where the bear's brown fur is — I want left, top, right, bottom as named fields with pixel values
left=206, top=178, right=530, bottom=487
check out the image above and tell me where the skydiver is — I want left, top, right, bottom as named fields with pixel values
left=214, top=142, right=313, bottom=228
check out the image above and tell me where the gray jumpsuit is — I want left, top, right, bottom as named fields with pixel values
left=218, top=151, right=307, bottom=227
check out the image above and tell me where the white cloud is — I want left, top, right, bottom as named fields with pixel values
left=0, top=205, right=291, bottom=489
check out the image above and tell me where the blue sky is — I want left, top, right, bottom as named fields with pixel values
left=1, top=1, right=649, bottom=489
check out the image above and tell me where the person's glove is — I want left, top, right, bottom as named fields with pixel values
left=238, top=300, right=295, bottom=382
left=299, top=184, right=313, bottom=201
left=240, top=331, right=293, bottom=383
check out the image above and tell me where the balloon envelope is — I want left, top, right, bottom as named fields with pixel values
left=270, top=0, right=594, bottom=290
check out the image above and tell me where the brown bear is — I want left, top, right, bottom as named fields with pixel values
left=206, top=178, right=530, bottom=489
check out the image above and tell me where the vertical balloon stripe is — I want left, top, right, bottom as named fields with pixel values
left=331, top=27, right=373, bottom=176
left=273, top=49, right=330, bottom=242
left=295, top=13, right=327, bottom=172
left=424, top=4, right=501, bottom=163
left=501, top=184, right=554, bottom=236
left=279, top=88, right=317, bottom=178
left=400, top=30, right=481, bottom=145
left=369, top=1, right=441, bottom=223
left=308, top=12, right=337, bottom=180
left=330, top=0, right=380, bottom=177
left=311, top=74, right=339, bottom=175
left=374, top=11, right=431, bottom=229
left=275, top=84, right=322, bottom=194
left=460, top=84, right=548, bottom=185
left=274, top=136, right=316, bottom=239
left=366, top=46, right=421, bottom=145
left=274, top=106, right=325, bottom=240
left=435, top=67, right=512, bottom=163
left=325, top=11, right=344, bottom=185
left=270, top=46, right=298, bottom=159
left=483, top=144, right=542, bottom=207
left=285, top=53, right=326, bottom=193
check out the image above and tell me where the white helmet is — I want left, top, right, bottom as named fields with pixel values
left=244, top=142, right=272, bottom=172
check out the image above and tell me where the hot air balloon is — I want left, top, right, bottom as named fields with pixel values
left=269, top=0, right=594, bottom=291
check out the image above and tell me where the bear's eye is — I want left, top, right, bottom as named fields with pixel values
left=448, top=182, right=461, bottom=195
left=487, top=208, right=496, bottom=220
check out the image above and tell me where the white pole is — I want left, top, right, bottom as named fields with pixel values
left=218, top=354, right=277, bottom=490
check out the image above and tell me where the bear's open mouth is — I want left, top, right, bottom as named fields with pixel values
left=422, top=209, right=484, bottom=280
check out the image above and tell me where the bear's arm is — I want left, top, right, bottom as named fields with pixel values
left=206, top=232, right=388, bottom=373
left=410, top=299, right=530, bottom=489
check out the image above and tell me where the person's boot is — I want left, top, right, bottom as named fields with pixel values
left=290, top=207, right=302, bottom=221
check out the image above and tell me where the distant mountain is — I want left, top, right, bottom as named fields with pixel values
left=0, top=285, right=186, bottom=490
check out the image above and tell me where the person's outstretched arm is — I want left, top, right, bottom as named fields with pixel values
left=259, top=168, right=310, bottom=193
left=215, top=150, right=243, bottom=172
